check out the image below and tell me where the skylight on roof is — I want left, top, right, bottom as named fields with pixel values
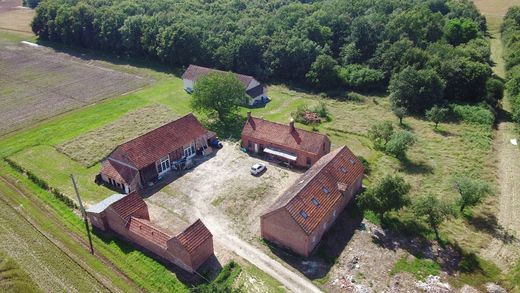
left=341, top=167, right=347, bottom=173
left=300, top=210, right=308, bottom=219
left=322, top=186, right=330, bottom=194
left=349, top=158, right=356, bottom=165
left=311, top=197, right=320, bottom=206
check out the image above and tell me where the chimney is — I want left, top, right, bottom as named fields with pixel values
left=289, top=118, right=295, bottom=132
left=247, top=111, right=251, bottom=119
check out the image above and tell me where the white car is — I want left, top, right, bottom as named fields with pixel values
left=250, top=163, right=266, bottom=175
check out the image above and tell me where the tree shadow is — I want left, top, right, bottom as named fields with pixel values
left=464, top=210, right=518, bottom=245
left=433, top=127, right=454, bottom=137
left=91, top=227, right=222, bottom=286
left=398, top=158, right=433, bottom=175
left=372, top=215, right=461, bottom=275
left=34, top=39, right=183, bottom=78
left=264, top=202, right=363, bottom=280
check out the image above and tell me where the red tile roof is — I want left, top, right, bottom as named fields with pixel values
left=242, top=116, right=329, bottom=155
left=182, top=64, right=254, bottom=87
left=100, top=159, right=138, bottom=185
left=110, top=192, right=148, bottom=221
left=266, top=146, right=364, bottom=235
left=128, top=217, right=173, bottom=249
left=176, top=219, right=212, bottom=254
left=113, top=113, right=215, bottom=169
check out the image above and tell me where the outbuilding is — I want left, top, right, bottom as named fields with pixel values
left=261, top=146, right=364, bottom=256
left=241, top=112, right=331, bottom=168
left=98, top=113, right=216, bottom=193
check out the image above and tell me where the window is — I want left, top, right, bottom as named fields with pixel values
left=333, top=210, right=337, bottom=219
left=311, top=197, right=320, bottom=206
left=300, top=210, right=308, bottom=219
left=322, top=186, right=329, bottom=194
left=323, top=222, right=327, bottom=229
left=248, top=141, right=252, bottom=149
left=306, top=157, right=312, bottom=165
left=157, top=155, right=170, bottom=174
left=341, top=167, right=347, bottom=173
left=349, top=158, right=356, bottom=165
left=184, top=144, right=195, bottom=158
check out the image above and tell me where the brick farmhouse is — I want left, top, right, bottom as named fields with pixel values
left=181, top=64, right=268, bottom=106
left=241, top=112, right=331, bottom=168
left=99, top=113, right=216, bottom=193
left=86, top=192, right=214, bottom=273
left=261, top=146, right=364, bottom=256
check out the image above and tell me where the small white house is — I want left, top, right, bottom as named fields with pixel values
left=181, top=64, right=268, bottom=106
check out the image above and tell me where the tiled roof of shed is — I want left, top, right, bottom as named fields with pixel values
left=181, top=64, right=254, bottom=87
left=110, top=192, right=147, bottom=221
left=242, top=116, right=329, bottom=155
left=266, top=146, right=364, bottom=235
left=114, top=113, right=214, bottom=169
left=176, top=219, right=212, bottom=254
left=128, top=217, right=173, bottom=249
left=100, top=159, right=138, bottom=185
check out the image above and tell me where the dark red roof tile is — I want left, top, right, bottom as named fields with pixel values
left=110, top=192, right=147, bottom=221
left=113, top=113, right=214, bottom=169
left=266, top=146, right=364, bottom=235
left=242, top=116, right=329, bottom=155
left=128, top=217, right=173, bottom=249
left=176, top=219, right=212, bottom=254
left=100, top=159, right=138, bottom=185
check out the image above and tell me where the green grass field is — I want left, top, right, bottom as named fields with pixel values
left=0, top=13, right=512, bottom=289
left=0, top=251, right=39, bottom=293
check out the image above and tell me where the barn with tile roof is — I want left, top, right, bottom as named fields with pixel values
left=260, top=146, right=364, bottom=256
left=86, top=192, right=213, bottom=273
left=241, top=112, right=331, bottom=168
left=98, top=113, right=216, bottom=193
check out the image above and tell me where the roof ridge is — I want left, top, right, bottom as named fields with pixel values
left=187, top=64, right=254, bottom=80
left=250, top=116, right=328, bottom=138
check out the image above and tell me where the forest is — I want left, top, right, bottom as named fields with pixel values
left=502, top=6, right=520, bottom=127
left=32, top=0, right=499, bottom=113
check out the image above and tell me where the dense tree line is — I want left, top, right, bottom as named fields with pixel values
left=502, top=6, right=520, bottom=126
left=32, top=0, right=497, bottom=112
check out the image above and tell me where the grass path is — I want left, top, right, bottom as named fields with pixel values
left=473, top=0, right=520, bottom=270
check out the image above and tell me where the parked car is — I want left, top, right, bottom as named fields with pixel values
left=250, top=163, right=266, bottom=175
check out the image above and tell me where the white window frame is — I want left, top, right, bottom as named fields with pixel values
left=183, top=144, right=195, bottom=158
left=157, top=155, right=171, bottom=175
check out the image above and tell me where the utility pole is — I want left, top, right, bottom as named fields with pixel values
left=70, top=174, right=94, bottom=255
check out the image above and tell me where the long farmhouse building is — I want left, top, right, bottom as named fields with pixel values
left=261, top=146, right=364, bottom=256
left=86, top=192, right=214, bottom=273
left=99, top=113, right=216, bottom=193
left=241, top=112, right=331, bottom=168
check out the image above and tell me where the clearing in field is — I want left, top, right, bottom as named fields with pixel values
left=0, top=40, right=152, bottom=135
left=57, top=104, right=179, bottom=167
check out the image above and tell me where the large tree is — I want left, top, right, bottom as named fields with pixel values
left=191, top=72, right=246, bottom=123
left=389, top=67, right=445, bottom=114
left=453, top=176, right=492, bottom=213
left=413, top=194, right=453, bottom=241
left=358, top=174, right=411, bottom=222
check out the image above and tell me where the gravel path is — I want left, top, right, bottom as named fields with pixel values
left=147, top=142, right=321, bottom=292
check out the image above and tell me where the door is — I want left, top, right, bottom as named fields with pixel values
left=254, top=143, right=259, bottom=153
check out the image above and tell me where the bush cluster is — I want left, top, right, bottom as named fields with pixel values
left=4, top=158, right=78, bottom=209
left=502, top=7, right=520, bottom=127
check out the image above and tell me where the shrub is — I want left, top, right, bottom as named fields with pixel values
left=357, top=156, right=371, bottom=174
left=385, top=130, right=416, bottom=159
left=451, top=104, right=494, bottom=126
left=337, top=64, right=385, bottom=90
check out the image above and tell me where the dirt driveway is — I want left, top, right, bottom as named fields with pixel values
left=145, top=142, right=323, bottom=292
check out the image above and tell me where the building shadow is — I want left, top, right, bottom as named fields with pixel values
left=91, top=228, right=223, bottom=286
left=139, top=151, right=219, bottom=199
left=264, top=203, right=363, bottom=280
